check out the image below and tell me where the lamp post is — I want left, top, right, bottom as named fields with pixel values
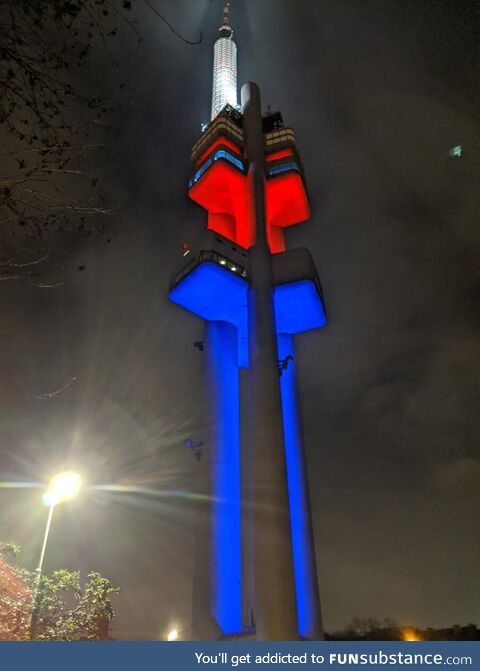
left=29, top=471, right=81, bottom=640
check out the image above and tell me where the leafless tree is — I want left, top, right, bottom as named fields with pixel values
left=0, top=0, right=200, bottom=286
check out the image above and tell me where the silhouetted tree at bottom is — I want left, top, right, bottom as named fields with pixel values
left=0, top=543, right=119, bottom=640
left=327, top=616, right=480, bottom=641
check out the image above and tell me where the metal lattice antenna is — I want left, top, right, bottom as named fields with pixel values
left=211, top=0, right=237, bottom=120
left=223, top=1, right=230, bottom=26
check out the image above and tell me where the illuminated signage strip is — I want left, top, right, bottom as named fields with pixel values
left=268, top=162, right=301, bottom=178
left=188, top=149, right=245, bottom=188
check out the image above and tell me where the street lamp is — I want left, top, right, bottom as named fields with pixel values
left=30, top=471, right=82, bottom=639
left=43, top=471, right=82, bottom=507
left=167, top=628, right=178, bottom=641
left=37, top=471, right=82, bottom=577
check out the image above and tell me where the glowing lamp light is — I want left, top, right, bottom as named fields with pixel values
left=167, top=628, right=178, bottom=641
left=42, top=471, right=82, bottom=507
left=402, top=627, right=422, bottom=642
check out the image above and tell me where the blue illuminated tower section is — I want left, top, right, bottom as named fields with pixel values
left=168, top=2, right=326, bottom=640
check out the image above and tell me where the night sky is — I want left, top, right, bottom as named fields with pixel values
left=1, top=0, right=479, bottom=639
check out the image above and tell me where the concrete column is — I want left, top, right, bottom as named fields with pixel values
left=242, top=82, right=298, bottom=640
left=277, top=333, right=323, bottom=640
left=240, top=367, right=255, bottom=632
left=190, top=322, right=219, bottom=641
left=206, top=320, right=242, bottom=635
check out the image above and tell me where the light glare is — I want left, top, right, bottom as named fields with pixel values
left=44, top=471, right=82, bottom=506
left=402, top=627, right=422, bottom=642
left=167, top=628, right=178, bottom=641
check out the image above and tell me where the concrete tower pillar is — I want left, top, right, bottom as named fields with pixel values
left=277, top=333, right=324, bottom=640
left=242, top=82, right=298, bottom=640
left=206, top=320, right=242, bottom=635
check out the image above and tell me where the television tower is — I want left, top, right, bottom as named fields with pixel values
left=169, top=1, right=326, bottom=640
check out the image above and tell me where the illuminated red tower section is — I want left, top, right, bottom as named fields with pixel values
left=189, top=111, right=310, bottom=254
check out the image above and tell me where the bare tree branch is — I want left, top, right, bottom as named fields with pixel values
left=36, top=376, right=79, bottom=399
left=143, top=0, right=202, bottom=45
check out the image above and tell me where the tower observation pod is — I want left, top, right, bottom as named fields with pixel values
left=168, top=1, right=326, bottom=641
left=211, top=1, right=238, bottom=120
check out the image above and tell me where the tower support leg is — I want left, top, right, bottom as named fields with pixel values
left=277, top=333, right=323, bottom=640
left=242, top=81, right=298, bottom=640
left=206, top=320, right=242, bottom=635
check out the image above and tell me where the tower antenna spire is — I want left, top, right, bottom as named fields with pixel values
left=210, top=0, right=238, bottom=120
